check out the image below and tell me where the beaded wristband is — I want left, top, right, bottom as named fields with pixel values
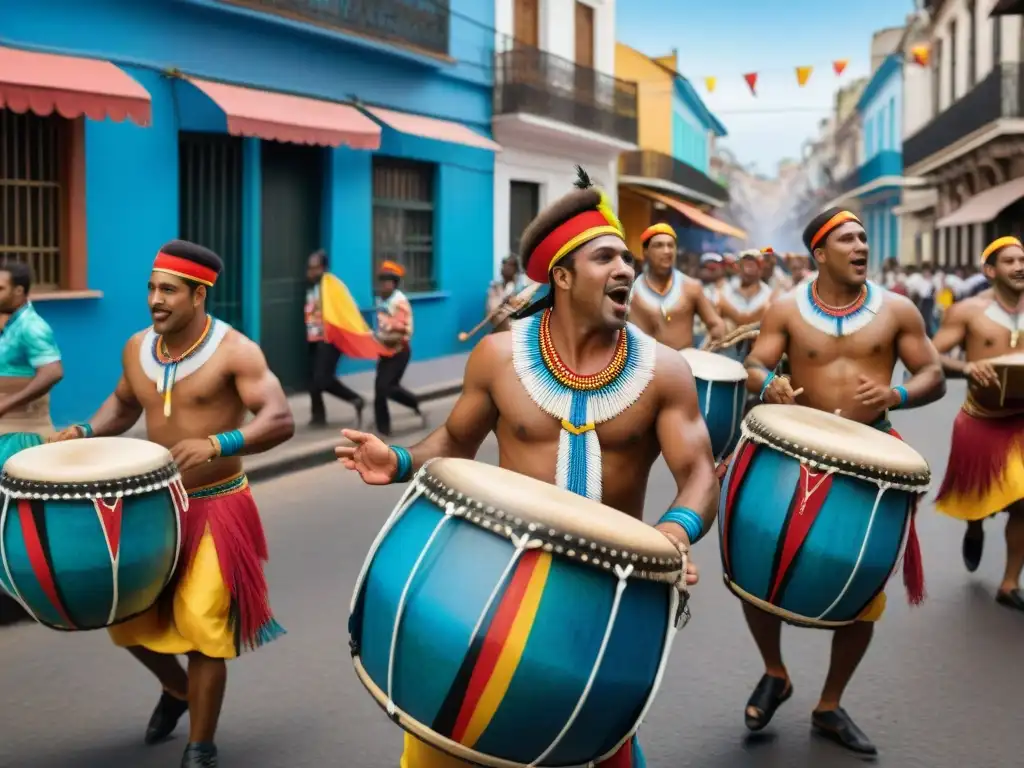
left=658, top=507, right=705, bottom=545
left=212, top=429, right=245, bottom=457
left=891, top=385, right=909, bottom=409
left=390, top=446, right=413, bottom=483
left=759, top=371, right=776, bottom=402
left=75, top=423, right=94, bottom=438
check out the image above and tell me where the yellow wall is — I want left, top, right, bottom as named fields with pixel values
left=618, top=187, right=653, bottom=259
left=615, top=43, right=673, bottom=155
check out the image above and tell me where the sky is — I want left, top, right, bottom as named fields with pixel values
left=615, top=0, right=917, bottom=176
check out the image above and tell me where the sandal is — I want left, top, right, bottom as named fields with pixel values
left=744, top=674, right=793, bottom=732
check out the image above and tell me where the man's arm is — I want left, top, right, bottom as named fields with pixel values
left=743, top=301, right=789, bottom=394
left=0, top=319, right=64, bottom=415
left=86, top=339, right=145, bottom=437
left=407, top=334, right=500, bottom=471
left=690, top=283, right=725, bottom=339
left=930, top=300, right=969, bottom=376
left=893, top=296, right=947, bottom=408
left=654, top=350, right=720, bottom=541
left=228, top=335, right=295, bottom=454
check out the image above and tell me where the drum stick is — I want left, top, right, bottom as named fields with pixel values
left=458, top=283, right=541, bottom=342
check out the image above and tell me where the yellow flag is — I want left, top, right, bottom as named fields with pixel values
left=796, top=66, right=813, bottom=87
left=911, top=45, right=930, bottom=67
left=704, top=76, right=716, bottom=93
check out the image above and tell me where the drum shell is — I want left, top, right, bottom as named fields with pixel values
left=718, top=441, right=912, bottom=628
left=0, top=488, right=180, bottom=631
left=350, top=492, right=673, bottom=767
left=692, top=376, right=745, bottom=461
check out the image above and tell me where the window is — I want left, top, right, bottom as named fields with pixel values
left=372, top=157, right=436, bottom=293
left=509, top=181, right=539, bottom=257
left=0, top=109, right=83, bottom=293
left=967, top=1, right=976, bottom=87
left=875, top=112, right=885, bottom=152
left=993, top=15, right=1002, bottom=69
left=949, top=20, right=958, bottom=102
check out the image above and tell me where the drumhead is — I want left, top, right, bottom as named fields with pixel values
left=743, top=404, right=930, bottom=486
left=422, top=458, right=682, bottom=581
left=680, top=348, right=747, bottom=382
left=4, top=437, right=174, bottom=484
left=987, top=352, right=1024, bottom=368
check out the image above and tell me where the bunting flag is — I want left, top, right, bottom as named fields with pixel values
left=833, top=59, right=849, bottom=76
left=319, top=273, right=396, bottom=359
left=796, top=66, right=813, bottom=87
left=743, top=72, right=758, bottom=96
left=911, top=45, right=929, bottom=67
left=704, top=76, right=717, bottom=93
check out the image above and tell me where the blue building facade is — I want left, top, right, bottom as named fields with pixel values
left=854, top=54, right=904, bottom=273
left=0, top=0, right=496, bottom=426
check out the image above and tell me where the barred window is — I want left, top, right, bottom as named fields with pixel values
left=0, top=110, right=68, bottom=292
left=372, top=158, right=436, bottom=293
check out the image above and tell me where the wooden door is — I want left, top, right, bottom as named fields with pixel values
left=514, top=0, right=538, bottom=47
left=574, top=3, right=596, bottom=102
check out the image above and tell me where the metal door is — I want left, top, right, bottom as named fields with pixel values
left=260, top=142, right=323, bottom=393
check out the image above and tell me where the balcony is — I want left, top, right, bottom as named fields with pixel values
left=619, top=149, right=729, bottom=206
left=493, top=45, right=638, bottom=146
left=903, top=63, right=1024, bottom=169
left=218, top=0, right=450, bottom=56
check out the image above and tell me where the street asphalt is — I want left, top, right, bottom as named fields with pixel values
left=1, top=379, right=1021, bottom=768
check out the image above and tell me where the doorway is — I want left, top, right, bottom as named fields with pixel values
left=260, top=142, right=323, bottom=393
left=509, top=180, right=540, bottom=258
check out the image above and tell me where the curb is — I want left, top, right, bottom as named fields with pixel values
left=246, top=381, right=462, bottom=484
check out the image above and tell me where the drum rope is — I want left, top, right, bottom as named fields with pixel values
left=466, top=533, right=532, bottom=650
left=527, top=563, right=634, bottom=767
left=167, top=477, right=188, bottom=584
left=386, top=503, right=459, bottom=716
left=0, top=493, right=39, bottom=622
left=813, top=483, right=889, bottom=622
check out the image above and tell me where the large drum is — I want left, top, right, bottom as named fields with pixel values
left=349, top=458, right=685, bottom=768
left=680, top=348, right=747, bottom=461
left=0, top=437, right=186, bottom=631
left=719, top=405, right=930, bottom=628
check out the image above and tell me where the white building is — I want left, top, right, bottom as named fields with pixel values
left=492, top=0, right=637, bottom=273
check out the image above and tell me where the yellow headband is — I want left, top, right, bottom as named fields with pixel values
left=641, top=223, right=677, bottom=246
left=981, top=236, right=1023, bottom=264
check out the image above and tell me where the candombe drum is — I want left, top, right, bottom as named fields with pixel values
left=349, top=458, right=686, bottom=767
left=718, top=405, right=930, bottom=628
left=680, top=348, right=748, bottom=461
left=0, top=437, right=186, bottom=630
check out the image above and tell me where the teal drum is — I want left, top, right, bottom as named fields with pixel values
left=349, top=458, right=688, bottom=767
left=680, top=348, right=748, bottom=462
left=719, top=405, right=931, bottom=628
left=0, top=437, right=186, bottom=631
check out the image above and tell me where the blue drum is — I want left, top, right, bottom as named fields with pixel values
left=0, top=437, right=185, bottom=631
left=718, top=405, right=930, bottom=628
left=680, top=348, right=748, bottom=462
left=350, top=458, right=686, bottom=767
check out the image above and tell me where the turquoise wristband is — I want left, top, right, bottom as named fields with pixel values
left=213, top=429, right=245, bottom=457
left=390, top=445, right=413, bottom=483
left=658, top=507, right=704, bottom=544
left=75, top=423, right=94, bottom=438
left=891, top=385, right=908, bottom=409
left=759, top=371, right=776, bottom=402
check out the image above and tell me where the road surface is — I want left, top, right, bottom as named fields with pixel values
left=1, top=382, right=1020, bottom=767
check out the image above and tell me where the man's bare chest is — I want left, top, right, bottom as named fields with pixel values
left=967, top=312, right=1023, bottom=357
left=787, top=321, right=897, bottom=365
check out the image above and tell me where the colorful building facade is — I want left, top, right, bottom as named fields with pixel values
left=0, top=0, right=497, bottom=426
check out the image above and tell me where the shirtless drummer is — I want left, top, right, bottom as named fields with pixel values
left=50, top=240, right=295, bottom=767
left=931, top=236, right=1024, bottom=610
left=741, top=208, right=945, bottom=755
left=628, top=222, right=725, bottom=349
left=337, top=168, right=719, bottom=768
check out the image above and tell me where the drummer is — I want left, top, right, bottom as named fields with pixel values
left=337, top=167, right=717, bottom=768
left=715, top=250, right=772, bottom=361
left=628, top=222, right=725, bottom=349
left=740, top=207, right=945, bottom=755
left=486, top=255, right=533, bottom=334
left=49, top=239, right=295, bottom=768
left=931, top=236, right=1024, bottom=610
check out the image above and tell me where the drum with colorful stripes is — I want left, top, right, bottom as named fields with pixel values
left=680, top=348, right=747, bottom=462
left=0, top=437, right=186, bottom=631
left=718, top=405, right=931, bottom=628
left=349, top=458, right=685, bottom=767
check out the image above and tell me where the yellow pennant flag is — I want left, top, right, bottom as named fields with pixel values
left=704, top=76, right=716, bottom=93
left=911, top=45, right=930, bottom=67
left=796, top=66, right=813, bottom=87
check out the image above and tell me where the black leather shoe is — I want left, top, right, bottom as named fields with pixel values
left=996, top=588, right=1024, bottom=611
left=812, top=707, right=877, bottom=755
left=144, top=691, right=188, bottom=745
left=181, top=742, right=218, bottom=767
left=962, top=521, right=984, bottom=572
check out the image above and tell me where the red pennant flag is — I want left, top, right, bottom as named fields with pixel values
left=833, top=59, right=849, bottom=76
left=743, top=72, right=758, bottom=96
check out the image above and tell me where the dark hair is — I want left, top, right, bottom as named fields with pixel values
left=310, top=249, right=328, bottom=268
left=519, top=253, right=576, bottom=317
left=158, top=239, right=223, bottom=294
left=0, top=261, right=31, bottom=295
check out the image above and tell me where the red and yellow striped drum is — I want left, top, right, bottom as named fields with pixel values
left=349, top=459, right=686, bottom=767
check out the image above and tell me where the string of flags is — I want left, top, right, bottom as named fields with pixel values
left=703, top=46, right=931, bottom=96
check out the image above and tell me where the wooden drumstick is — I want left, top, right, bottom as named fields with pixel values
left=458, top=283, right=541, bottom=342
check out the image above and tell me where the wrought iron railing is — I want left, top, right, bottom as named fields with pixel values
left=219, top=0, right=450, bottom=56
left=494, top=43, right=638, bottom=144
left=903, top=62, right=1024, bottom=168
left=619, top=149, right=729, bottom=205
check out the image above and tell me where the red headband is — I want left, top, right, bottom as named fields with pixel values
left=526, top=209, right=621, bottom=284
left=152, top=252, right=219, bottom=287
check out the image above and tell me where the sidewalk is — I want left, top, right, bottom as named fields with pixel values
left=128, top=352, right=468, bottom=482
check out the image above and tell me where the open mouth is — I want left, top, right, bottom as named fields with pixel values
left=850, top=257, right=868, bottom=270
left=606, top=285, right=631, bottom=308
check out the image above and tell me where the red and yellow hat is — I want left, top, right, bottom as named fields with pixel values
left=378, top=260, right=406, bottom=279
left=152, top=240, right=222, bottom=287
left=641, top=223, right=676, bottom=247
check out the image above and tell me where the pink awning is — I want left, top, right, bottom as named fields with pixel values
left=185, top=76, right=381, bottom=149
left=366, top=107, right=501, bottom=152
left=0, top=45, right=151, bottom=126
